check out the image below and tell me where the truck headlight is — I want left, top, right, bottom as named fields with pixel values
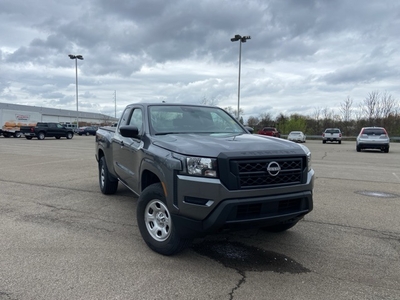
left=299, top=144, right=312, bottom=171
left=186, top=157, right=218, bottom=177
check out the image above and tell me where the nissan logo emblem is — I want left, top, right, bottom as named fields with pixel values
left=267, top=161, right=281, bottom=176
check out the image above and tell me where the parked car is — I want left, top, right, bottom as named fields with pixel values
left=77, top=126, right=98, bottom=136
left=322, top=128, right=342, bottom=144
left=287, top=131, right=306, bottom=143
left=257, top=127, right=281, bottom=138
left=356, top=127, right=390, bottom=153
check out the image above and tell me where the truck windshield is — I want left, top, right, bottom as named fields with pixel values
left=148, top=105, right=245, bottom=135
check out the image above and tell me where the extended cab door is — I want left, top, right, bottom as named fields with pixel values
left=112, top=106, right=144, bottom=193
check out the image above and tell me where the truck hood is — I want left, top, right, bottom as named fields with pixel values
left=152, top=133, right=307, bottom=157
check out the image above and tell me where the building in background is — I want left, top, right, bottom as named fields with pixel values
left=0, top=102, right=118, bottom=137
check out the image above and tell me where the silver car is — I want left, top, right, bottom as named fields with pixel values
left=356, top=127, right=390, bottom=153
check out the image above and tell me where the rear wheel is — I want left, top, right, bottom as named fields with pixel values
left=338, top=140, right=341, bottom=144
left=322, top=140, right=326, bottom=144
left=356, top=145, right=361, bottom=152
left=37, top=132, right=45, bottom=140
left=137, top=183, right=191, bottom=255
left=99, top=156, right=118, bottom=194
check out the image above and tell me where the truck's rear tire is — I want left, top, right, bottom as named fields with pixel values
left=37, top=132, right=45, bottom=140
left=137, top=183, right=191, bottom=256
left=99, top=156, right=118, bottom=194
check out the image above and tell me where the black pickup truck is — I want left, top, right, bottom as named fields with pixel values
left=95, top=103, right=314, bottom=255
left=20, top=122, right=74, bottom=140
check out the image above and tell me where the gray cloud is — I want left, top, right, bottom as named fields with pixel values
left=1, top=0, right=400, bottom=120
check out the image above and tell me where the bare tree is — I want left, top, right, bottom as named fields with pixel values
left=200, top=96, right=218, bottom=106
left=362, top=91, right=380, bottom=122
left=380, top=91, right=396, bottom=119
left=258, top=112, right=274, bottom=128
left=339, top=97, right=353, bottom=122
left=247, top=116, right=259, bottom=127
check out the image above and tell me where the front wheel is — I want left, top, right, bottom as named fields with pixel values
left=137, top=183, right=191, bottom=255
left=99, top=156, right=118, bottom=194
left=66, top=132, right=73, bottom=139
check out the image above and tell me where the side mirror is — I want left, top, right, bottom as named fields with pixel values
left=119, top=125, right=140, bottom=138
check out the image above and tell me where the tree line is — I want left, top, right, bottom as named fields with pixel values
left=245, top=91, right=400, bottom=136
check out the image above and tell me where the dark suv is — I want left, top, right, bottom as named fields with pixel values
left=356, top=127, right=390, bottom=153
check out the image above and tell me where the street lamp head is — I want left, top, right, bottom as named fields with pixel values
left=241, top=36, right=251, bottom=42
left=231, top=34, right=241, bottom=42
left=68, top=54, right=84, bottom=60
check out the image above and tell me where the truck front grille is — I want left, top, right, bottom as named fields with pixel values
left=221, top=157, right=304, bottom=190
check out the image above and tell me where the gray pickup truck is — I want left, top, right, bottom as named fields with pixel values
left=95, top=103, right=314, bottom=255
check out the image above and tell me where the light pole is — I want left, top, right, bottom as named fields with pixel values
left=68, top=54, right=84, bottom=129
left=231, top=34, right=250, bottom=120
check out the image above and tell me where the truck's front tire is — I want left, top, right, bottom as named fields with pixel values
left=99, top=156, right=118, bottom=194
left=137, top=183, right=191, bottom=256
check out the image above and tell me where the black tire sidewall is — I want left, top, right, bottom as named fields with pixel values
left=99, top=156, right=118, bottom=194
left=137, top=183, right=188, bottom=256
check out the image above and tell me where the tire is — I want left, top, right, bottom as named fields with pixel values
left=356, top=146, right=361, bottom=152
left=86, top=132, right=90, bottom=136
left=55, top=136, right=61, bottom=139
left=99, top=156, right=118, bottom=195
left=14, top=132, right=22, bottom=138
left=137, top=183, right=191, bottom=255
left=338, top=140, right=342, bottom=144
left=384, top=147, right=389, bottom=153
left=66, top=132, right=73, bottom=139
left=25, top=136, right=32, bottom=140
left=261, top=220, right=299, bottom=232
left=322, top=140, right=326, bottom=144
left=37, top=132, right=45, bottom=140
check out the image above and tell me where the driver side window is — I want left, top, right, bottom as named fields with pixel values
left=129, top=109, right=143, bottom=133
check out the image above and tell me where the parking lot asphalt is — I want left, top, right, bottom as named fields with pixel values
left=0, top=136, right=400, bottom=300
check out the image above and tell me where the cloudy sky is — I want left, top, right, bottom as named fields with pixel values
left=1, top=0, right=400, bottom=120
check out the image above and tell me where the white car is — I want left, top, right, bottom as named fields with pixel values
left=288, top=131, right=306, bottom=143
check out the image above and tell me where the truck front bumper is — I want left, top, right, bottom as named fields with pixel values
left=171, top=170, right=314, bottom=238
